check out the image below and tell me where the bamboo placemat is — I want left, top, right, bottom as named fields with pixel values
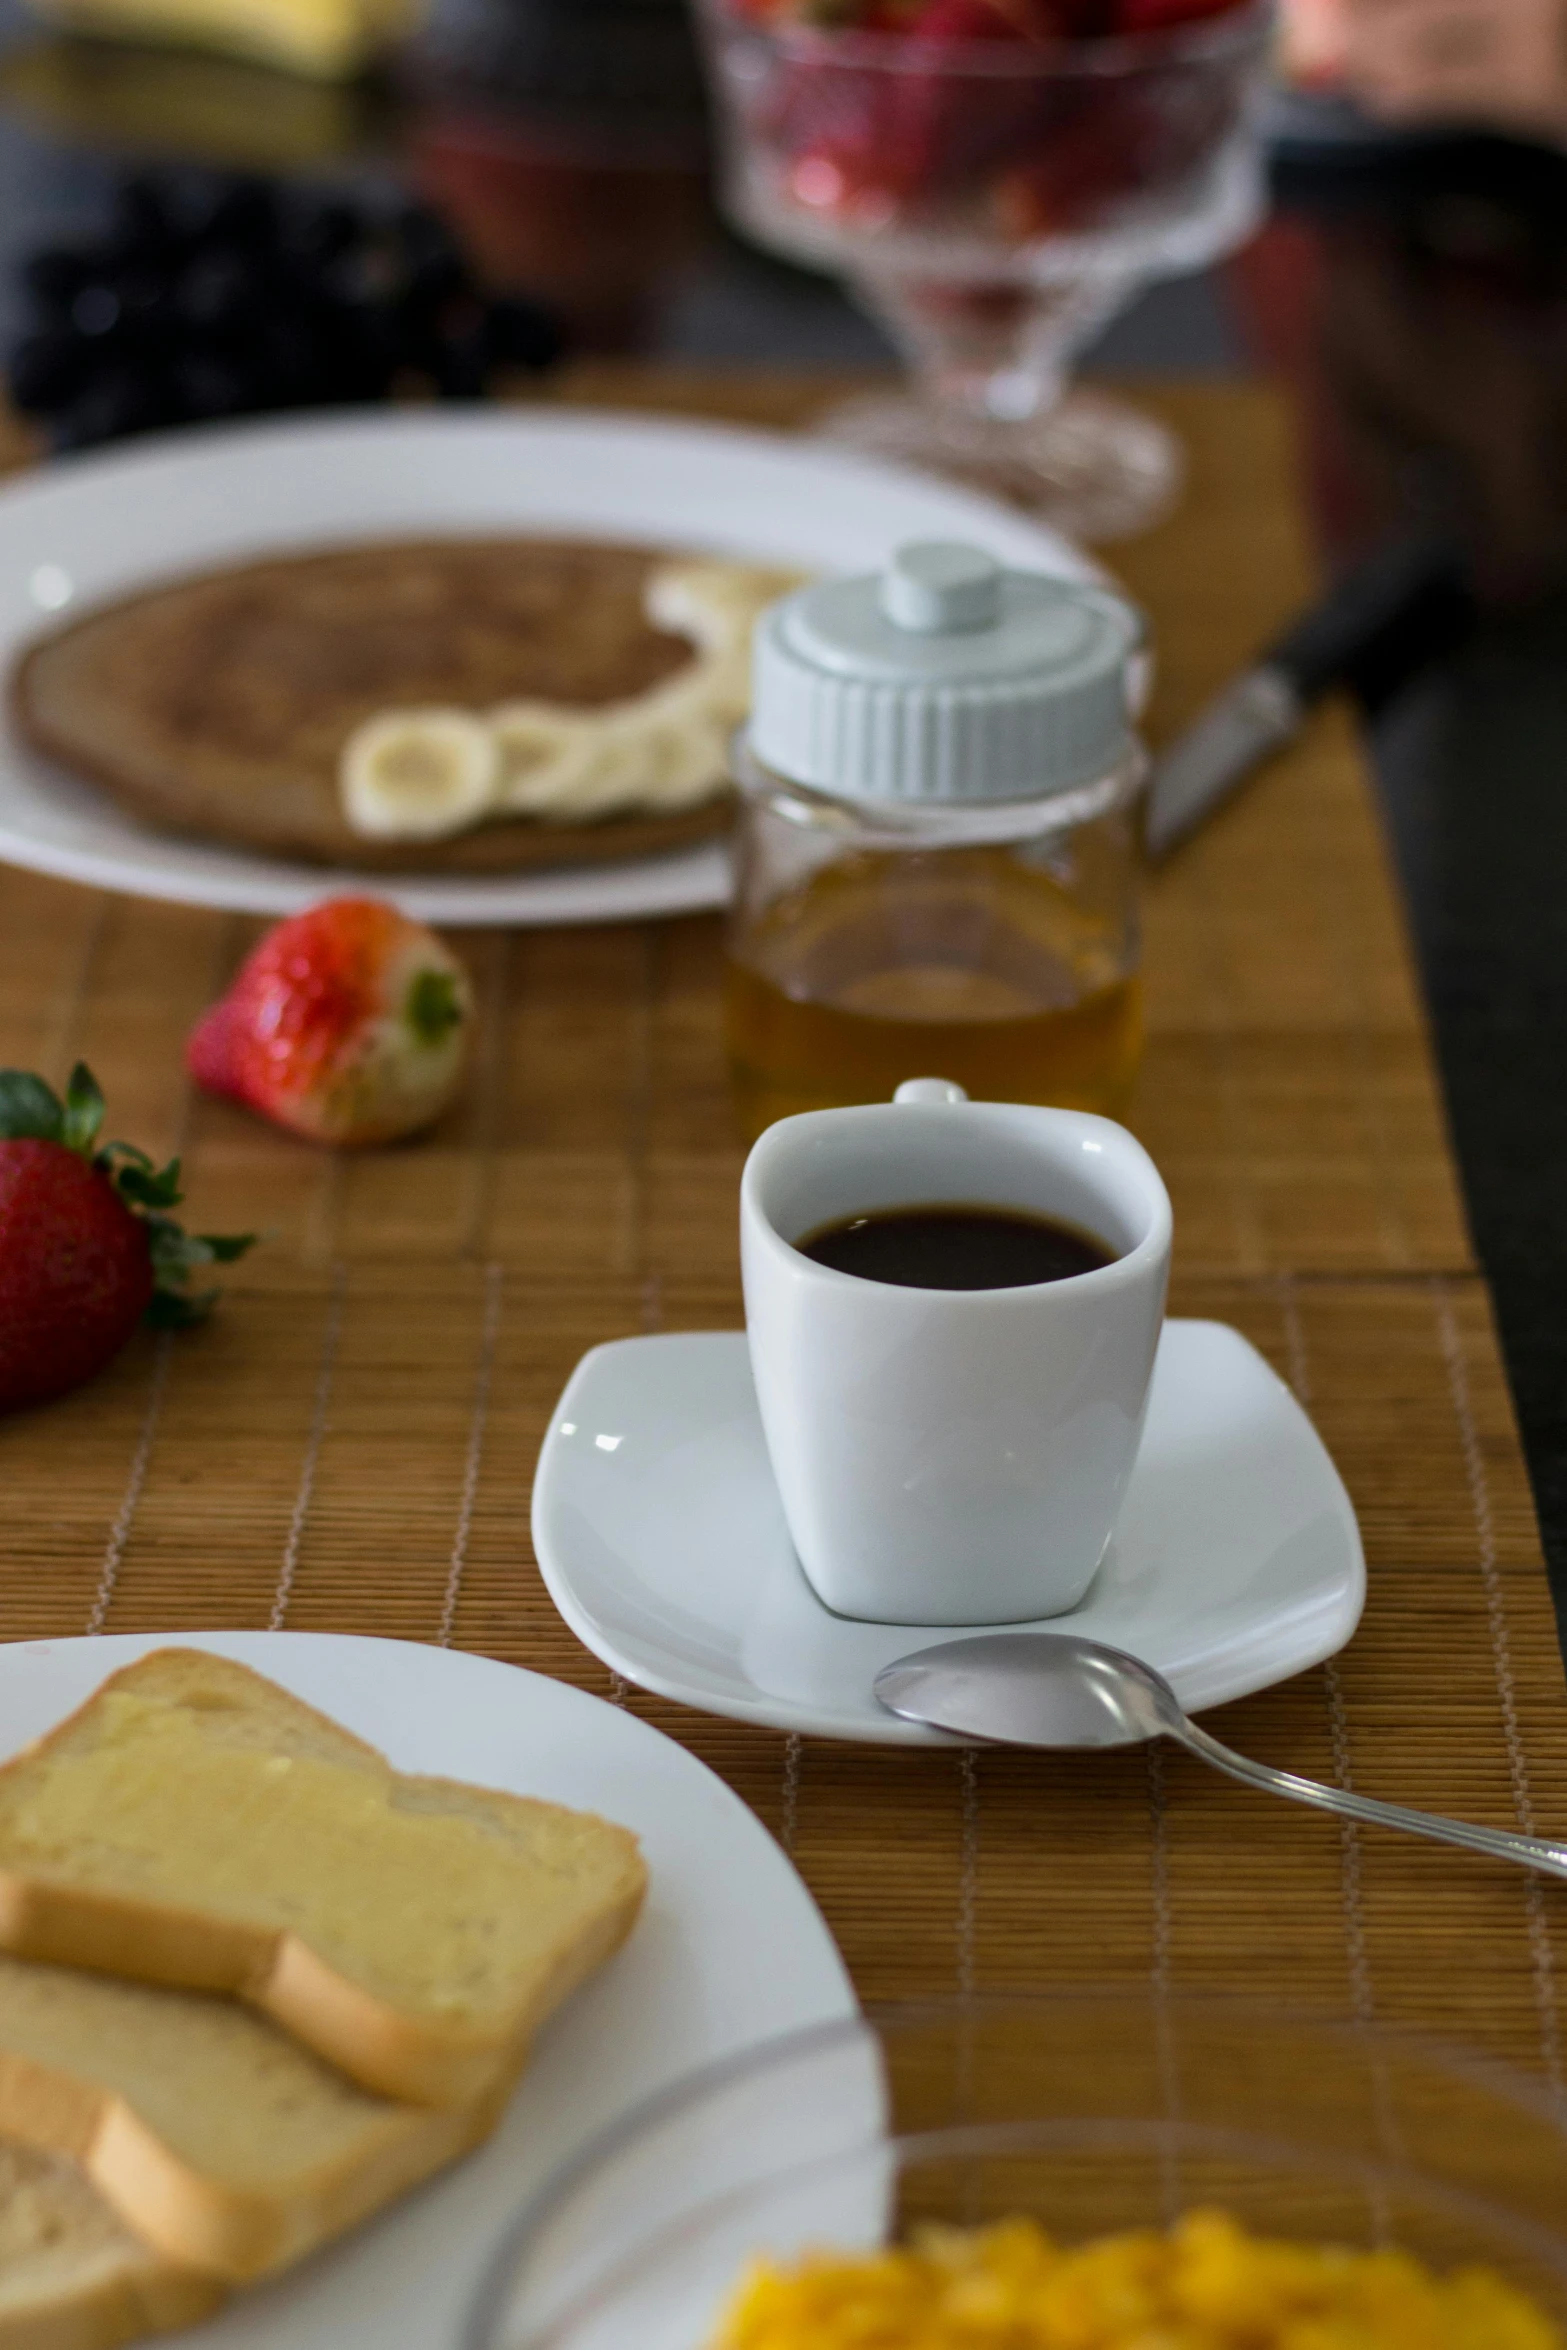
left=1, top=372, right=1563, bottom=2092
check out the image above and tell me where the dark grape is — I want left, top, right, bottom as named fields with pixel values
left=54, top=367, right=173, bottom=450
left=115, top=265, right=176, bottom=334
left=69, top=284, right=123, bottom=340
left=167, top=350, right=251, bottom=422
left=116, top=174, right=179, bottom=246
left=175, top=247, right=253, bottom=333
left=21, top=249, right=96, bottom=317
left=394, top=204, right=464, bottom=276
left=484, top=297, right=565, bottom=373
left=206, top=179, right=281, bottom=257
left=10, top=168, right=567, bottom=447
left=162, top=168, right=246, bottom=247
left=256, top=312, right=333, bottom=404
left=325, top=237, right=401, bottom=313
left=400, top=249, right=471, bottom=326
left=430, top=323, right=489, bottom=400
left=317, top=302, right=400, bottom=402
left=290, top=199, right=361, bottom=273
left=9, top=330, right=88, bottom=414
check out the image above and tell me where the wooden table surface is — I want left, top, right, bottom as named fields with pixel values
left=1, top=370, right=1564, bottom=2091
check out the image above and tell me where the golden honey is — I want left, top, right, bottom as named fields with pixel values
left=726, top=833, right=1142, bottom=1141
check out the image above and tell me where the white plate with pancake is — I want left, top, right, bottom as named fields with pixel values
left=0, top=1629, right=858, bottom=2349
left=0, top=407, right=1098, bottom=926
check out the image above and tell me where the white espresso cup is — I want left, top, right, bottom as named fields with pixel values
left=740, top=1080, right=1172, bottom=1625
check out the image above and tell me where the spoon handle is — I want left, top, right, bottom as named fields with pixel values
left=1171, top=1717, right=1567, bottom=1882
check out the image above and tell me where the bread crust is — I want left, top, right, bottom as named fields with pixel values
left=0, top=2260, right=220, bottom=2350
left=0, top=2025, right=506, bottom=2284
left=8, top=537, right=735, bottom=873
left=0, top=1651, right=648, bottom=2108
left=0, top=2139, right=224, bottom=2350
left=0, top=2260, right=221, bottom=2350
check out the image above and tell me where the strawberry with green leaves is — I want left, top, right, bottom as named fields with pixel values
left=0, top=1064, right=252, bottom=1417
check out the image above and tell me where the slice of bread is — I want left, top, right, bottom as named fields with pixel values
left=0, top=1649, right=647, bottom=2108
left=0, top=1952, right=501, bottom=2283
left=0, top=2137, right=224, bottom=2350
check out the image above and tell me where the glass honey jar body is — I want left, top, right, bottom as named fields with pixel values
left=723, top=542, right=1146, bottom=1142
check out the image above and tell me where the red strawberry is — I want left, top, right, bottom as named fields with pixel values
left=1052, top=0, right=1118, bottom=29
left=994, top=118, right=1130, bottom=234
left=188, top=897, right=473, bottom=1148
left=905, top=0, right=1027, bottom=39
left=1115, top=0, right=1247, bottom=30
left=0, top=1064, right=253, bottom=1417
left=992, top=61, right=1229, bottom=233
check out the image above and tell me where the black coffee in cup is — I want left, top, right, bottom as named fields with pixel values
left=796, top=1204, right=1115, bottom=1292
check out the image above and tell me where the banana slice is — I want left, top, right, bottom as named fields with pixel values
left=631, top=675, right=736, bottom=807
left=340, top=709, right=499, bottom=841
left=338, top=562, right=808, bottom=842
left=641, top=713, right=732, bottom=809
left=553, top=728, right=656, bottom=823
left=696, top=643, right=757, bottom=726
left=584, top=707, right=731, bottom=818
left=490, top=702, right=602, bottom=816
left=646, top=562, right=807, bottom=654
left=493, top=687, right=731, bottom=822
left=646, top=564, right=807, bottom=735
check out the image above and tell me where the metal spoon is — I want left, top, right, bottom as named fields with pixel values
left=875, top=1633, right=1567, bottom=1884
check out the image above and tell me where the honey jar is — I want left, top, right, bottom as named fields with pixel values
left=725, top=542, right=1147, bottom=1140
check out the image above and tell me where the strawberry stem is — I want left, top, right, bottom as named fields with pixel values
left=406, top=968, right=464, bottom=1047
left=144, top=1219, right=252, bottom=1327
left=99, top=1144, right=186, bottom=1212
left=60, top=1063, right=105, bottom=1153
left=0, top=1070, right=71, bottom=1142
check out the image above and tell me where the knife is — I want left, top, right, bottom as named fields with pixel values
left=1143, top=536, right=1471, bottom=859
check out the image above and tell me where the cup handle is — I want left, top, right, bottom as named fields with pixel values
left=893, top=1078, right=969, bottom=1106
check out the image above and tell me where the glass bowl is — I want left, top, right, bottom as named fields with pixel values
left=468, top=1996, right=1567, bottom=2350
left=692, top=1, right=1274, bottom=538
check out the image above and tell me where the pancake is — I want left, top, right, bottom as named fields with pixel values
left=9, top=538, right=736, bottom=873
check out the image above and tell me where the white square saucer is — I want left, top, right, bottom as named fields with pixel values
left=531, top=1322, right=1366, bottom=1745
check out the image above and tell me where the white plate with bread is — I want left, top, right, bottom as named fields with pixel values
left=0, top=1630, right=856, bottom=2349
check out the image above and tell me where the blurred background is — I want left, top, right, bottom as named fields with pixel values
left=3, top=0, right=1564, bottom=572
left=1, top=0, right=1563, bottom=569
left=0, top=0, right=1267, bottom=403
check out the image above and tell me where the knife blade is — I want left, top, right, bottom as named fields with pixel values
left=1144, top=536, right=1471, bottom=859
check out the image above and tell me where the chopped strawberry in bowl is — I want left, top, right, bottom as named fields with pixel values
left=699, top=0, right=1269, bottom=249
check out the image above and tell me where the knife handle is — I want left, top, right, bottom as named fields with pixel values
left=1269, top=537, right=1469, bottom=703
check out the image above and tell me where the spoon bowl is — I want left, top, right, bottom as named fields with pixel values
left=875, top=1632, right=1172, bottom=1749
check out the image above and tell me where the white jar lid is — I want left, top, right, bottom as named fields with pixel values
left=750, top=541, right=1143, bottom=808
